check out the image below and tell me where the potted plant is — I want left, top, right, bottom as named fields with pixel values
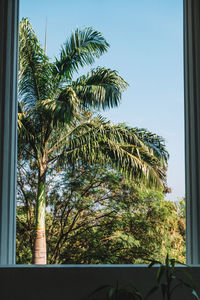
left=87, top=255, right=200, bottom=300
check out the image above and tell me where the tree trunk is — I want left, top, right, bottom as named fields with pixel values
left=33, top=164, right=47, bottom=264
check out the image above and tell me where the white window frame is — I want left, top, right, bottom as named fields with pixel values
left=184, top=0, right=200, bottom=264
left=0, top=0, right=199, bottom=265
left=0, top=0, right=18, bottom=264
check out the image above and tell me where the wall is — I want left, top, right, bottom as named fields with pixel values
left=0, top=265, right=200, bottom=300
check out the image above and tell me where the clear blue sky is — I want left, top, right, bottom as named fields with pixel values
left=19, top=0, right=184, bottom=201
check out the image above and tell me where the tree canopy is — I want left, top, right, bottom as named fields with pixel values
left=17, top=18, right=171, bottom=264
left=17, top=160, right=185, bottom=264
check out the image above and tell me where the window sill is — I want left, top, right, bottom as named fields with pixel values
left=0, top=265, right=200, bottom=300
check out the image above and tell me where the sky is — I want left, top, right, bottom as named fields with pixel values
left=19, top=0, right=184, bottom=201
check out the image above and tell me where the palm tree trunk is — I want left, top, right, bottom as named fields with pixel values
left=33, top=164, right=47, bottom=264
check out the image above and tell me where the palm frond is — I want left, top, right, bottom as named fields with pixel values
left=73, top=68, right=128, bottom=110
left=17, top=110, right=38, bottom=157
left=38, top=86, right=81, bottom=126
left=114, top=124, right=169, bottom=166
left=133, top=127, right=169, bottom=164
left=18, top=19, right=168, bottom=190
left=18, top=18, right=54, bottom=110
left=55, top=118, right=167, bottom=187
left=54, top=27, right=109, bottom=79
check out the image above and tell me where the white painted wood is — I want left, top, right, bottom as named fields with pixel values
left=184, top=0, right=200, bottom=264
left=0, top=0, right=19, bottom=264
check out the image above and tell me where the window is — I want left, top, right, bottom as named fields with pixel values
left=18, top=0, right=184, bottom=265
left=0, top=0, right=199, bottom=266
left=1, top=0, right=200, bottom=298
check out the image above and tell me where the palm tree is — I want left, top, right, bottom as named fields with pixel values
left=18, top=18, right=169, bottom=264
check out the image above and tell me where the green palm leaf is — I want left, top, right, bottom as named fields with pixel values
left=73, top=68, right=128, bottom=110
left=38, top=87, right=81, bottom=126
left=54, top=27, right=109, bottom=79
left=18, top=18, right=54, bottom=110
left=53, top=118, right=167, bottom=187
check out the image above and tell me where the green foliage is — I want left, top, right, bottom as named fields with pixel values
left=16, top=206, right=34, bottom=264
left=146, top=255, right=199, bottom=300
left=17, top=18, right=170, bottom=263
left=87, top=255, right=199, bottom=300
left=16, top=161, right=185, bottom=264
left=88, top=282, right=143, bottom=300
left=18, top=18, right=169, bottom=192
left=72, top=68, right=128, bottom=110
left=54, top=27, right=110, bottom=79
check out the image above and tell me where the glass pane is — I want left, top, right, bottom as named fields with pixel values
left=17, top=0, right=184, bottom=264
